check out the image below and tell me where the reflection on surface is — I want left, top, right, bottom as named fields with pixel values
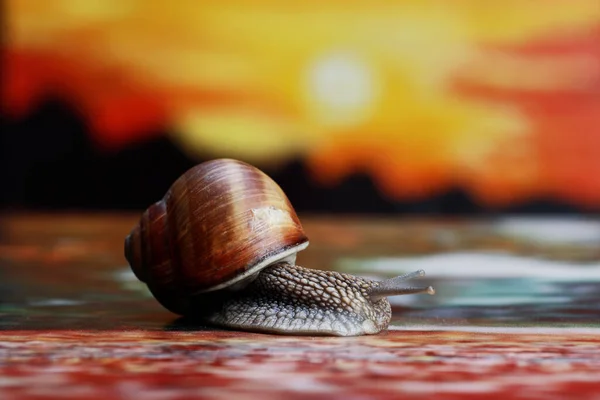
left=1, top=215, right=599, bottom=332
left=340, top=251, right=600, bottom=329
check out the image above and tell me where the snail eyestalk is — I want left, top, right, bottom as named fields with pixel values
left=368, top=269, right=435, bottom=302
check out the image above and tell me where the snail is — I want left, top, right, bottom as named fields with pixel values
left=124, top=159, right=434, bottom=336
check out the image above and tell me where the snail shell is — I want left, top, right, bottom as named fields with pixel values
left=124, top=159, right=308, bottom=316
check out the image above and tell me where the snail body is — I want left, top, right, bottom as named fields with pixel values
left=125, top=159, right=433, bottom=336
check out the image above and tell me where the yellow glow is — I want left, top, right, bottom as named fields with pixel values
left=305, top=52, right=379, bottom=127
left=173, top=108, right=310, bottom=163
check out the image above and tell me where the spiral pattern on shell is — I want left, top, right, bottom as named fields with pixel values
left=124, top=159, right=309, bottom=316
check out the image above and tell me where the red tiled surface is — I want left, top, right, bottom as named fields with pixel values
left=1, top=330, right=599, bottom=400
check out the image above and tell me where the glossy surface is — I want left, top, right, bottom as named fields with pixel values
left=1, top=215, right=600, bottom=399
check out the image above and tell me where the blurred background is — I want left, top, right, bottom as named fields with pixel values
left=2, top=0, right=599, bottom=214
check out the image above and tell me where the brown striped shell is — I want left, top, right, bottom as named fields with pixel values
left=124, top=159, right=309, bottom=316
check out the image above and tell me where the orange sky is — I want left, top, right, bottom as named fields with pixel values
left=3, top=0, right=600, bottom=208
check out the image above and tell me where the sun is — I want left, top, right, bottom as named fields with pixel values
left=304, top=52, right=379, bottom=127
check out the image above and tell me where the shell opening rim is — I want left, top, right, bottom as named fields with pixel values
left=193, top=241, right=310, bottom=294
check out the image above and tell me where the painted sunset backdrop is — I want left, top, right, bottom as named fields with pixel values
left=3, top=0, right=600, bottom=211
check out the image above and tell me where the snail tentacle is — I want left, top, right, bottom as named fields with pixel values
left=368, top=269, right=435, bottom=303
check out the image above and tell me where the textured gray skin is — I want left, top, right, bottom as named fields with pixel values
left=202, top=263, right=392, bottom=336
